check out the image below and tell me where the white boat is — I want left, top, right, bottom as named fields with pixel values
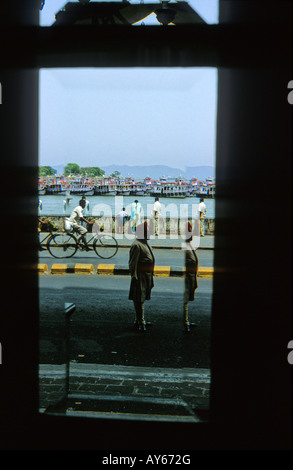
left=45, top=183, right=67, bottom=195
left=149, top=182, right=162, bottom=197
left=116, top=184, right=131, bottom=196
left=129, top=183, right=145, bottom=196
left=70, top=182, right=95, bottom=196
left=160, top=182, right=188, bottom=198
left=94, top=184, right=117, bottom=196
left=142, top=176, right=153, bottom=195
left=133, top=188, right=145, bottom=196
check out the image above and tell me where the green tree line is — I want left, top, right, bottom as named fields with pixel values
left=39, top=166, right=57, bottom=176
left=39, top=164, right=105, bottom=177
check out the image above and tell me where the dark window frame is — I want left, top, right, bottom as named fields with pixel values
left=0, top=0, right=291, bottom=450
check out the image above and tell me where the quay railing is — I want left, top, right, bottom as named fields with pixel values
left=38, top=214, right=215, bottom=236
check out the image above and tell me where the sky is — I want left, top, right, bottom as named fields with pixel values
left=39, top=1, right=219, bottom=172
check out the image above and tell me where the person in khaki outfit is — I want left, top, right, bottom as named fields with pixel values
left=183, top=222, right=199, bottom=332
left=128, top=221, right=155, bottom=332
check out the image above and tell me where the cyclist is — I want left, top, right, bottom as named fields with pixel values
left=67, top=199, right=93, bottom=250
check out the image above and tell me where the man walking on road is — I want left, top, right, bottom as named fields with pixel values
left=128, top=221, right=155, bottom=332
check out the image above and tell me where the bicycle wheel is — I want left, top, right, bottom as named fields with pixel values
left=93, top=235, right=118, bottom=259
left=47, top=233, right=78, bottom=258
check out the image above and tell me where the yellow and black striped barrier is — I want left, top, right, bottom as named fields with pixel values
left=38, top=263, right=214, bottom=278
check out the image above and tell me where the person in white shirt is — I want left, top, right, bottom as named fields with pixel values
left=63, top=197, right=72, bottom=213
left=116, top=207, right=128, bottom=234
left=68, top=199, right=93, bottom=250
left=152, top=197, right=162, bottom=236
left=198, top=198, right=207, bottom=237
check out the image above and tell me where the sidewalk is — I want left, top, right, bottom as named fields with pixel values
left=39, top=363, right=210, bottom=422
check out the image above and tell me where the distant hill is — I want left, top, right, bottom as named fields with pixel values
left=49, top=163, right=215, bottom=181
left=101, top=165, right=215, bottom=180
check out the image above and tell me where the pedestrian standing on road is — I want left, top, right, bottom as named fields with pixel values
left=152, top=197, right=162, bottom=236
left=130, top=200, right=141, bottom=233
left=183, top=222, right=199, bottom=333
left=198, top=198, right=207, bottom=237
left=128, top=221, right=155, bottom=332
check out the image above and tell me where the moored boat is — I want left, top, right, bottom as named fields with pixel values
left=39, top=185, right=47, bottom=195
left=161, top=183, right=188, bottom=198
left=194, top=189, right=215, bottom=198
left=130, top=183, right=145, bottom=196
left=151, top=176, right=188, bottom=198
left=116, top=184, right=131, bottom=196
left=70, top=182, right=95, bottom=196
left=94, top=184, right=117, bottom=196
left=194, top=177, right=216, bottom=198
left=45, top=183, right=67, bottom=195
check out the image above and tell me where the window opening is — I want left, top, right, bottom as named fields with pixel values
left=38, top=0, right=218, bottom=422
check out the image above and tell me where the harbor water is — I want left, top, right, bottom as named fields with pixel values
left=38, top=194, right=215, bottom=219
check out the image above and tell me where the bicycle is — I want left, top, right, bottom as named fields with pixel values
left=46, top=228, right=118, bottom=259
left=38, top=219, right=58, bottom=252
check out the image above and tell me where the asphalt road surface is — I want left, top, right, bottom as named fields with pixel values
left=39, top=275, right=212, bottom=369
left=39, top=246, right=214, bottom=268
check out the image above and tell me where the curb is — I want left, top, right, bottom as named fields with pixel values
left=38, top=264, right=214, bottom=277
left=38, top=264, right=48, bottom=273
left=50, top=263, right=95, bottom=274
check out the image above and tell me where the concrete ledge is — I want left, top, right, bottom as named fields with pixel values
left=97, top=264, right=115, bottom=275
left=198, top=267, right=214, bottom=278
left=154, top=266, right=171, bottom=277
left=113, top=264, right=130, bottom=275
left=51, top=263, right=68, bottom=274
left=46, top=264, right=213, bottom=277
left=170, top=266, right=185, bottom=277
left=75, top=263, right=94, bottom=274
left=38, top=264, right=48, bottom=273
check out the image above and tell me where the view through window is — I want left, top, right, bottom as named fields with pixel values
left=38, top=0, right=218, bottom=422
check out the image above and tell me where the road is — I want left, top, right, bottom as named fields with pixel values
left=39, top=274, right=213, bottom=369
left=39, top=246, right=214, bottom=268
